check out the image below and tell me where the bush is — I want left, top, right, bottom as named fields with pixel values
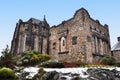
left=115, top=62, right=120, bottom=67
left=0, top=67, right=19, bottom=79
left=30, top=54, right=39, bottom=65
left=38, top=54, right=51, bottom=62
left=19, top=50, right=51, bottom=66
left=0, top=45, right=14, bottom=68
left=98, top=56, right=116, bottom=66
left=40, top=60, right=64, bottom=68
left=77, top=60, right=86, bottom=67
left=32, top=67, right=46, bottom=80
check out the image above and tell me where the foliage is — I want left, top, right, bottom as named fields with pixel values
left=32, top=67, right=46, bottom=80
left=0, top=67, right=19, bottom=79
left=0, top=45, right=14, bottom=68
left=98, top=56, right=116, bottom=66
left=77, top=60, right=87, bottom=67
left=30, top=54, right=39, bottom=65
left=38, top=54, right=51, bottom=62
left=115, top=62, right=120, bottom=67
left=40, top=60, right=64, bottom=68
left=22, top=50, right=39, bottom=57
left=18, top=50, right=51, bottom=66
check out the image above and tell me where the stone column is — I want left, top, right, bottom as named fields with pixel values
left=103, top=41, right=106, bottom=54
left=18, top=35, right=22, bottom=54
left=34, top=36, right=39, bottom=51
left=23, top=34, right=26, bottom=52
left=100, top=39, right=103, bottom=55
left=93, top=36, right=97, bottom=53
left=95, top=36, right=98, bottom=53
left=97, top=38, right=100, bottom=53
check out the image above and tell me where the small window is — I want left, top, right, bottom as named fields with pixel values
left=53, top=42, right=56, bottom=49
left=72, top=36, right=77, bottom=45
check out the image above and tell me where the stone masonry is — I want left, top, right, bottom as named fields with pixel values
left=111, top=37, right=120, bottom=62
left=11, top=17, right=50, bottom=55
left=11, top=8, right=111, bottom=63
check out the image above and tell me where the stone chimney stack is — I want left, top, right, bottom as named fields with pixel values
left=117, top=37, right=120, bottom=42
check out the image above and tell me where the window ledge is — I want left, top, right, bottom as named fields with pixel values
left=92, top=53, right=106, bottom=57
left=58, top=51, right=69, bottom=54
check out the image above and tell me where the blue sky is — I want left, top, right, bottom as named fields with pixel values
left=0, top=0, right=120, bottom=54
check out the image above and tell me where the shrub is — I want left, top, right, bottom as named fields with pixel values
left=22, top=50, right=39, bottom=57
left=115, top=62, right=120, bottom=67
left=98, top=56, right=116, bottom=66
left=0, top=67, right=19, bottom=79
left=38, top=54, right=51, bottom=62
left=18, top=50, right=51, bottom=66
left=0, top=45, right=14, bottom=68
left=40, top=60, right=64, bottom=68
left=77, top=60, right=86, bottom=67
left=30, top=54, right=39, bottom=65
left=32, top=67, right=46, bottom=80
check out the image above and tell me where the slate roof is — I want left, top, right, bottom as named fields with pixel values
left=30, top=18, right=41, bottom=24
left=111, top=42, right=120, bottom=51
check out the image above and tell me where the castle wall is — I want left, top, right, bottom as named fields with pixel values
left=112, top=51, right=120, bottom=62
left=49, top=8, right=111, bottom=63
left=11, top=8, right=111, bottom=63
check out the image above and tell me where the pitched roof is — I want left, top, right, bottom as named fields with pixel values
left=111, top=42, right=120, bottom=51
left=29, top=18, right=41, bottom=24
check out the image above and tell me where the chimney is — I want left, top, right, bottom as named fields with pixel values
left=117, top=37, right=120, bottom=42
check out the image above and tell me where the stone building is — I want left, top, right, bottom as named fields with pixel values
left=111, top=37, right=120, bottom=62
left=11, top=17, right=50, bottom=55
left=11, top=8, right=111, bottom=63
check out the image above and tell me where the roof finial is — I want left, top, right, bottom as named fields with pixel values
left=43, top=15, right=46, bottom=21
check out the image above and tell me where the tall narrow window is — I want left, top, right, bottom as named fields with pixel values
left=60, top=37, right=66, bottom=52
left=63, top=40, right=65, bottom=46
left=72, top=36, right=77, bottom=45
left=20, top=34, right=26, bottom=54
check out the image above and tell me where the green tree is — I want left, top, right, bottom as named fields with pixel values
left=0, top=45, right=14, bottom=68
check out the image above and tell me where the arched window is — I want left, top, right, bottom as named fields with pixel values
left=60, top=37, right=66, bottom=52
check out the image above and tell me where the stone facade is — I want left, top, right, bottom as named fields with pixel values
left=11, top=8, right=111, bottom=63
left=111, top=37, right=120, bottom=62
left=11, top=17, right=50, bottom=55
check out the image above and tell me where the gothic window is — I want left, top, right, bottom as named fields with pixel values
left=60, top=37, right=66, bottom=52
left=72, top=36, right=77, bottom=45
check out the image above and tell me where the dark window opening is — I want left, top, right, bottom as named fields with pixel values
left=53, top=42, right=56, bottom=49
left=72, top=36, right=77, bottom=45
left=63, top=40, right=65, bottom=46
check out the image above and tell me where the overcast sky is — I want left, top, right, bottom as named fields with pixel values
left=0, top=0, right=120, bottom=54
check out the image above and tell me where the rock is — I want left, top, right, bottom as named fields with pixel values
left=41, top=71, right=59, bottom=80
left=71, top=73, right=79, bottom=77
left=71, top=76, right=85, bottom=80
left=87, top=68, right=116, bottom=80
left=60, top=76, right=67, bottom=80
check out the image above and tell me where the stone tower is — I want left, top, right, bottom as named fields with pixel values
left=11, top=17, right=50, bottom=55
